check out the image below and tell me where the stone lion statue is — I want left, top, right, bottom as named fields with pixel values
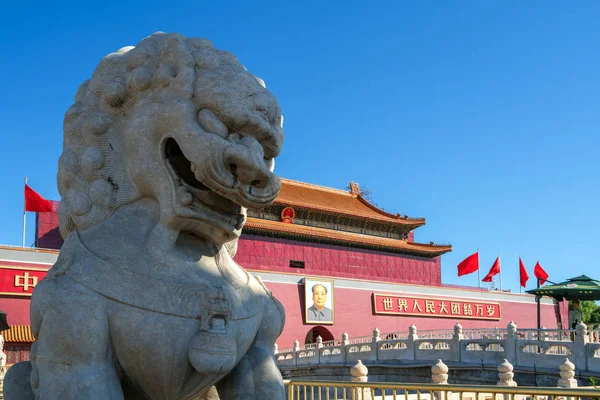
left=5, top=32, right=286, bottom=400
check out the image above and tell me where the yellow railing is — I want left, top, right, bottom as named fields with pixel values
left=284, top=381, right=600, bottom=400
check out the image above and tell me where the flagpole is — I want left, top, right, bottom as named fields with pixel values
left=519, top=256, right=522, bottom=294
left=22, top=177, right=27, bottom=247
left=537, top=275, right=541, bottom=330
left=477, top=248, right=481, bottom=288
left=499, top=252, right=502, bottom=291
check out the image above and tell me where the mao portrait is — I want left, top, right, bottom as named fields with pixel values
left=304, top=278, right=334, bottom=324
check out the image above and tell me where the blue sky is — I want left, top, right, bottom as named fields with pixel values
left=1, top=1, right=598, bottom=292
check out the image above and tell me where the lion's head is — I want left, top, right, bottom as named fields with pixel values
left=57, top=32, right=283, bottom=247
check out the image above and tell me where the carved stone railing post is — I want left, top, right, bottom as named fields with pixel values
left=497, top=359, right=517, bottom=400
left=573, top=322, right=589, bottom=370
left=274, top=343, right=278, bottom=355
left=575, top=322, right=589, bottom=344
left=541, top=326, right=548, bottom=341
left=408, top=324, right=418, bottom=361
left=342, top=332, right=349, bottom=346
left=316, top=335, right=323, bottom=363
left=350, top=360, right=371, bottom=400
left=505, top=321, right=517, bottom=364
left=497, top=359, right=516, bottom=386
left=557, top=358, right=578, bottom=400
left=452, top=323, right=463, bottom=362
left=409, top=324, right=418, bottom=340
left=293, top=339, right=300, bottom=367
left=556, top=358, right=578, bottom=400
left=491, top=327, right=501, bottom=352
left=432, top=359, right=449, bottom=400
left=372, top=328, right=380, bottom=361
left=372, top=328, right=381, bottom=343
left=453, top=323, right=463, bottom=340
left=317, top=335, right=323, bottom=349
left=342, top=332, right=349, bottom=364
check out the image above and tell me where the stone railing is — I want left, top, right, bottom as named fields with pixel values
left=275, top=322, right=600, bottom=374
left=285, top=358, right=597, bottom=400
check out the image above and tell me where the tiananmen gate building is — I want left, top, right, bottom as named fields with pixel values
left=0, top=178, right=567, bottom=364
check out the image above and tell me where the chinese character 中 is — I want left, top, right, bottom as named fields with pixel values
left=14, top=272, right=38, bottom=292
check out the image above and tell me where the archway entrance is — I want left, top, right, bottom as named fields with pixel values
left=304, top=326, right=334, bottom=345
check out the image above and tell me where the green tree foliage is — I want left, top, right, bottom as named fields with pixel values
left=569, top=300, right=600, bottom=329
left=591, top=307, right=600, bottom=329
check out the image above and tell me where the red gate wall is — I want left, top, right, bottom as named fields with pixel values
left=235, top=234, right=442, bottom=286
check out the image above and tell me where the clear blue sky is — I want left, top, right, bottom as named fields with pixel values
left=1, top=1, right=598, bottom=293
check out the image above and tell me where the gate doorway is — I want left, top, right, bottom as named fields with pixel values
left=304, top=326, right=334, bottom=344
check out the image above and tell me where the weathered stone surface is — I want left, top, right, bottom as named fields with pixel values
left=0, top=334, right=7, bottom=393
left=3, top=361, right=34, bottom=400
left=350, top=361, right=371, bottom=400
left=558, top=358, right=578, bottom=388
left=197, top=386, right=220, bottom=400
left=350, top=360, right=369, bottom=382
left=431, top=359, right=449, bottom=384
left=5, top=32, right=285, bottom=400
left=497, top=359, right=516, bottom=387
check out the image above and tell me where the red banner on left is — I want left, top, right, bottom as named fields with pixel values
left=0, top=266, right=48, bottom=296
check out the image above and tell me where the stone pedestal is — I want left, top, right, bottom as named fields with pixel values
left=496, top=359, right=517, bottom=400
left=432, top=359, right=449, bottom=400
left=350, top=360, right=371, bottom=400
left=497, top=359, right=516, bottom=387
left=556, top=358, right=577, bottom=400
left=557, top=358, right=577, bottom=388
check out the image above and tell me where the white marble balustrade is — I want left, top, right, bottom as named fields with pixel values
left=275, top=322, right=600, bottom=374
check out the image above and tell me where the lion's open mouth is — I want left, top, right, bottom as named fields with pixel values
left=165, top=138, right=244, bottom=228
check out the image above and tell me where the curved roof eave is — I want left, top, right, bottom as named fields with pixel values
left=243, top=217, right=452, bottom=258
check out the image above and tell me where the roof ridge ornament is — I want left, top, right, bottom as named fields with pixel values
left=349, top=182, right=360, bottom=196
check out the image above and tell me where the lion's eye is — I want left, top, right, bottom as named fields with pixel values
left=197, top=109, right=228, bottom=139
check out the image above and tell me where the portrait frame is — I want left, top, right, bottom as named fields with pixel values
left=304, top=277, right=335, bottom=325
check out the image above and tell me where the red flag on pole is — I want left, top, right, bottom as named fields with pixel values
left=24, top=184, right=53, bottom=212
left=519, top=258, right=529, bottom=288
left=457, top=252, right=479, bottom=277
left=482, top=256, right=501, bottom=282
left=534, top=261, right=549, bottom=285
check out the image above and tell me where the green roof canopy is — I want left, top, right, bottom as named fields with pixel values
left=526, top=275, right=600, bottom=301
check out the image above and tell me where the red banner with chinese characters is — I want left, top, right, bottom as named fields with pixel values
left=0, top=265, right=48, bottom=296
left=372, top=293, right=501, bottom=320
